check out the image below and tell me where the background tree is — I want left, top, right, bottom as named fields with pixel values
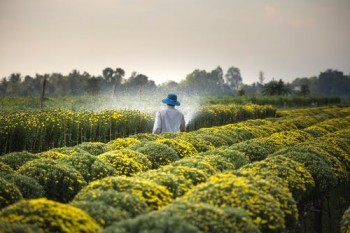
left=262, top=79, right=291, bottom=96
left=224, top=66, right=242, bottom=91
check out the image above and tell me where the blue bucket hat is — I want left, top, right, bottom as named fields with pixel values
left=162, top=93, right=181, bottom=106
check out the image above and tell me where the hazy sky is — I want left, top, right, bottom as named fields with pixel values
left=1, top=0, right=349, bottom=84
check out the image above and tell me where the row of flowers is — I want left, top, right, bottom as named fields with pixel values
left=0, top=104, right=276, bottom=155
left=0, top=105, right=349, bottom=232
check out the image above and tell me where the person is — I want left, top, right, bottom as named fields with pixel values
left=152, top=93, right=186, bottom=134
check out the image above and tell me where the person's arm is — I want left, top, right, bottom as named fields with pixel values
left=152, top=112, right=162, bottom=134
left=180, top=114, right=186, bottom=132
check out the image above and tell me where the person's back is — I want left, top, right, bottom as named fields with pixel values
left=152, top=94, right=185, bottom=134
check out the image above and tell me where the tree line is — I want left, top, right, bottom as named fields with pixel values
left=1, top=66, right=349, bottom=97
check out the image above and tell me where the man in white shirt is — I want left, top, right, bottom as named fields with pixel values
left=152, top=93, right=186, bottom=134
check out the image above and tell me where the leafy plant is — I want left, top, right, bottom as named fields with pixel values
left=0, top=177, right=23, bottom=209
left=0, top=151, right=40, bottom=170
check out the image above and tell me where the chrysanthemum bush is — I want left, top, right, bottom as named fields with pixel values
left=341, top=206, right=350, bottom=233
left=107, top=137, right=140, bottom=150
left=77, top=176, right=173, bottom=210
left=162, top=132, right=214, bottom=152
left=74, top=141, right=113, bottom=156
left=73, top=189, right=151, bottom=217
left=182, top=173, right=286, bottom=232
left=37, top=150, right=68, bottom=159
left=238, top=155, right=315, bottom=202
left=158, top=165, right=209, bottom=186
left=17, top=159, right=86, bottom=203
left=229, top=140, right=275, bottom=162
left=0, top=198, right=102, bottom=233
left=158, top=201, right=261, bottom=233
left=129, top=133, right=162, bottom=141
left=191, top=131, right=229, bottom=148
left=271, top=150, right=338, bottom=196
left=172, top=156, right=218, bottom=175
left=97, top=149, right=152, bottom=176
left=129, top=141, right=179, bottom=169
left=303, top=125, right=330, bottom=137
left=102, top=210, right=201, bottom=233
left=200, top=146, right=250, bottom=169
left=0, top=222, right=44, bottom=233
left=155, top=138, right=198, bottom=158
left=0, top=172, right=45, bottom=199
left=0, top=161, right=13, bottom=173
left=0, top=177, right=23, bottom=209
left=195, top=128, right=235, bottom=145
left=71, top=201, right=130, bottom=227
left=49, top=146, right=92, bottom=157
left=136, top=169, right=192, bottom=198
left=58, top=153, right=116, bottom=182
left=0, top=151, right=40, bottom=170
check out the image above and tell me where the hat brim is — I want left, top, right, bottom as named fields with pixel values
left=162, top=98, right=181, bottom=106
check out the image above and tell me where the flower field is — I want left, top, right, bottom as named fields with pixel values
left=0, top=105, right=350, bottom=233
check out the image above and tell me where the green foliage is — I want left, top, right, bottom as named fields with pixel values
left=129, top=141, right=180, bottom=169
left=74, top=142, right=113, bottom=156
left=174, top=132, right=215, bottom=152
left=192, top=131, right=229, bottom=147
left=0, top=173, right=45, bottom=199
left=0, top=151, right=40, bottom=170
left=49, top=146, right=92, bottom=156
left=73, top=189, right=151, bottom=217
left=59, top=153, right=116, bottom=182
left=160, top=201, right=261, bottom=233
left=183, top=173, right=286, bottom=232
left=78, top=176, right=173, bottom=210
left=238, top=155, right=315, bottom=202
left=341, top=207, right=350, bottom=233
left=303, top=125, right=330, bottom=137
left=0, top=222, right=44, bottom=233
left=97, top=149, right=151, bottom=176
left=103, top=211, right=201, bottom=233
left=0, top=177, right=23, bottom=209
left=129, top=133, right=162, bottom=141
left=17, top=159, right=86, bottom=203
left=72, top=201, right=130, bottom=227
left=0, top=198, right=102, bottom=233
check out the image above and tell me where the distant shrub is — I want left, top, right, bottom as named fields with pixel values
left=59, top=153, right=116, bottom=182
left=174, top=132, right=215, bottom=152
left=1, top=173, right=45, bottom=199
left=191, top=132, right=229, bottom=147
left=0, top=151, right=40, bottom=170
left=98, top=149, right=151, bottom=176
left=107, top=137, right=140, bottom=150
left=72, top=201, right=130, bottom=227
left=183, top=173, right=285, bottom=232
left=156, top=138, right=198, bottom=158
left=0, top=198, right=102, bottom=233
left=160, top=201, right=260, bottom=233
left=130, top=141, right=179, bottom=169
left=268, top=130, right=313, bottom=147
left=303, top=126, right=329, bottom=137
left=196, top=128, right=235, bottom=145
left=129, top=133, right=162, bottom=141
left=199, top=154, right=236, bottom=172
left=341, top=207, right=350, bottom=233
left=78, top=176, right=173, bottom=210
left=0, top=177, right=23, bottom=209
left=74, top=142, right=113, bottom=156
left=73, top=189, right=150, bottom=217
left=103, top=211, right=201, bottom=233
left=17, top=159, right=86, bottom=203
left=37, top=150, right=68, bottom=160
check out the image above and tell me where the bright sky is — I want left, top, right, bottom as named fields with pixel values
left=0, top=0, right=349, bottom=84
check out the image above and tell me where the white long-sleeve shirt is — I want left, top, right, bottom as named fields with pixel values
left=152, top=105, right=186, bottom=134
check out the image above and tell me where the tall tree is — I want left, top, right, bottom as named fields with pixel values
left=224, top=66, right=242, bottom=90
